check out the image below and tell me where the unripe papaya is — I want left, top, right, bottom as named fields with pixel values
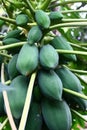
left=39, top=44, right=59, bottom=69
left=35, top=10, right=50, bottom=29
left=25, top=101, right=42, bottom=130
left=16, top=14, right=29, bottom=26
left=55, top=66, right=82, bottom=92
left=42, top=98, right=72, bottom=130
left=27, top=25, right=42, bottom=45
left=16, top=43, right=39, bottom=76
left=49, top=11, right=63, bottom=22
left=38, top=70, right=63, bottom=100
left=50, top=36, right=77, bottom=61
left=3, top=38, right=20, bottom=45
left=8, top=54, right=20, bottom=80
left=7, top=75, right=29, bottom=119
left=4, top=29, right=22, bottom=39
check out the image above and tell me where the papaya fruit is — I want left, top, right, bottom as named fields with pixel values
left=50, top=36, right=77, bottom=61
left=7, top=75, right=29, bottom=119
left=4, top=29, right=22, bottom=39
left=38, top=70, right=63, bottom=100
left=16, top=43, right=39, bottom=76
left=35, top=10, right=50, bottom=29
left=25, top=101, right=42, bottom=130
left=3, top=38, right=20, bottom=45
left=27, top=25, right=42, bottom=45
left=55, top=66, right=82, bottom=92
left=41, top=98, right=72, bottom=130
left=49, top=11, right=63, bottom=22
left=39, top=44, right=59, bottom=69
left=16, top=14, right=29, bottom=26
left=8, top=54, right=20, bottom=80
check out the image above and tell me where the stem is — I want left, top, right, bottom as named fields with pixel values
left=0, top=118, right=8, bottom=130
left=49, top=22, right=87, bottom=30
left=1, top=63, right=17, bottom=130
left=0, top=52, right=12, bottom=58
left=63, top=88, right=87, bottom=100
left=0, top=41, right=25, bottom=51
left=62, top=18, right=87, bottom=23
left=70, top=42, right=87, bottom=51
left=71, top=109, right=87, bottom=122
left=18, top=72, right=37, bottom=130
left=24, top=0, right=35, bottom=15
left=69, top=68, right=87, bottom=75
left=56, top=49, right=87, bottom=56
left=62, top=9, right=87, bottom=14
left=40, top=0, right=52, bottom=10
left=0, top=16, right=16, bottom=24
left=49, top=0, right=87, bottom=8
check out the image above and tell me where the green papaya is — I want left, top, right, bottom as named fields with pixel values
left=38, top=70, right=63, bottom=100
left=35, top=10, right=50, bottom=29
left=8, top=54, right=20, bottom=80
left=16, top=43, right=39, bottom=76
left=4, top=29, right=22, bottom=39
left=41, top=98, right=72, bottom=130
left=16, top=14, right=29, bottom=26
left=7, top=75, right=29, bottom=119
left=27, top=25, right=42, bottom=45
left=55, top=66, right=82, bottom=92
left=25, top=101, right=42, bottom=130
left=39, top=44, right=59, bottom=69
left=3, top=38, right=20, bottom=45
left=49, top=11, right=63, bottom=24
left=50, top=36, right=77, bottom=61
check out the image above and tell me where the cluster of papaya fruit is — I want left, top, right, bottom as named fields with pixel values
left=0, top=8, right=87, bottom=130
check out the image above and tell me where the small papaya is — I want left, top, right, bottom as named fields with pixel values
left=38, top=70, right=63, bottom=100
left=27, top=25, right=42, bottom=45
left=39, top=44, right=59, bottom=69
left=8, top=54, right=20, bottom=80
left=16, top=14, right=29, bottom=26
left=50, top=36, right=77, bottom=61
left=55, top=66, right=82, bottom=92
left=16, top=43, right=39, bottom=76
left=41, top=98, right=72, bottom=130
left=2, top=38, right=20, bottom=45
left=35, top=10, right=50, bottom=29
left=7, top=75, right=29, bottom=119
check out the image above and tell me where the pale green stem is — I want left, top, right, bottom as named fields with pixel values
left=25, top=0, right=35, bottom=15
left=40, top=0, right=52, bottom=10
left=71, top=109, right=87, bottom=122
left=63, top=88, right=87, bottom=100
left=62, top=18, right=87, bottom=23
left=49, top=22, right=87, bottom=30
left=70, top=42, right=87, bottom=51
left=1, top=63, right=17, bottom=130
left=0, top=52, right=12, bottom=58
left=0, top=41, right=25, bottom=50
left=62, top=9, right=87, bottom=14
left=49, top=0, right=87, bottom=8
left=0, top=118, right=8, bottom=130
left=0, top=16, right=16, bottom=24
left=5, top=80, right=11, bottom=85
left=18, top=72, right=37, bottom=130
left=56, top=49, right=87, bottom=56
left=69, top=68, right=87, bottom=75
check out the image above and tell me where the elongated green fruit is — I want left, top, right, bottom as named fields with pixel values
left=50, top=36, right=77, bottom=61
left=3, top=38, right=20, bottom=45
left=25, top=102, right=42, bottom=130
left=42, top=98, right=72, bottom=130
left=16, top=14, right=29, bottom=26
left=27, top=25, right=42, bottom=45
left=4, top=29, right=22, bottom=39
left=8, top=54, right=20, bottom=80
left=49, top=11, right=63, bottom=23
left=39, top=44, right=59, bottom=69
left=38, top=70, right=63, bottom=100
left=35, top=10, right=50, bottom=29
left=55, top=66, right=82, bottom=92
left=16, top=43, right=39, bottom=76
left=7, top=75, right=29, bottom=119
